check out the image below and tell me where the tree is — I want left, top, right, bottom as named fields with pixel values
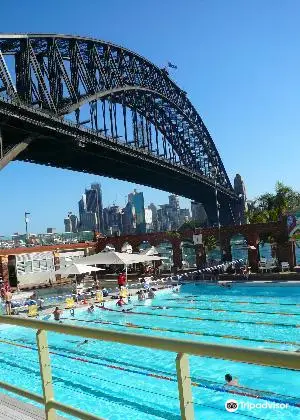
left=204, top=235, right=217, bottom=252
left=247, top=182, right=300, bottom=223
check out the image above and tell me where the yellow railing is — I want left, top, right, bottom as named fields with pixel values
left=0, top=315, right=299, bottom=420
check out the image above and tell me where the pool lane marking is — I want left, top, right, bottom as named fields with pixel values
left=99, top=306, right=298, bottom=328
left=183, top=294, right=300, bottom=306
left=167, top=297, right=300, bottom=307
left=0, top=338, right=298, bottom=409
left=62, top=317, right=300, bottom=346
left=134, top=304, right=300, bottom=317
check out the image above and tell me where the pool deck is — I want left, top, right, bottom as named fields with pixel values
left=0, top=393, right=64, bottom=419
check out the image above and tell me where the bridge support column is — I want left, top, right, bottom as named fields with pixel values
left=172, top=240, right=182, bottom=272
left=195, top=244, right=206, bottom=269
left=0, top=133, right=32, bottom=171
left=247, top=233, right=259, bottom=271
left=277, top=241, right=295, bottom=268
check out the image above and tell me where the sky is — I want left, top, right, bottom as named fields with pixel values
left=0, top=0, right=299, bottom=235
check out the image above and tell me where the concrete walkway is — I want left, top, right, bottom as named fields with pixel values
left=0, top=393, right=65, bottom=419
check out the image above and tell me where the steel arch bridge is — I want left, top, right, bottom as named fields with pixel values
left=0, top=34, right=239, bottom=225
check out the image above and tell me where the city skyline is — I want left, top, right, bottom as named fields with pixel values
left=63, top=184, right=194, bottom=237
left=1, top=177, right=193, bottom=236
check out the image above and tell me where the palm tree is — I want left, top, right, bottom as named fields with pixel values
left=248, top=182, right=300, bottom=223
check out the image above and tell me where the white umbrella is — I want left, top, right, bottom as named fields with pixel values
left=55, top=263, right=104, bottom=290
left=76, top=251, right=163, bottom=265
left=55, top=263, right=104, bottom=275
left=76, top=251, right=164, bottom=280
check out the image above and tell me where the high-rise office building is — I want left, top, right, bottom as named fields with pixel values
left=157, top=205, right=172, bottom=231
left=85, top=183, right=103, bottom=233
left=77, top=184, right=104, bottom=232
left=169, top=195, right=180, bottom=210
left=78, top=194, right=87, bottom=231
left=128, top=189, right=145, bottom=234
left=148, top=203, right=158, bottom=231
left=102, top=205, right=122, bottom=235
left=69, top=214, right=79, bottom=232
left=191, top=201, right=208, bottom=225
left=122, top=202, right=136, bottom=234
left=64, top=213, right=79, bottom=233
left=64, top=218, right=72, bottom=233
left=80, top=212, right=98, bottom=231
left=46, top=228, right=56, bottom=234
left=145, top=208, right=153, bottom=232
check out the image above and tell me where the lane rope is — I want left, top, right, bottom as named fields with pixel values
left=99, top=306, right=299, bottom=328
left=60, top=316, right=300, bottom=346
left=135, top=304, right=300, bottom=317
left=167, top=296, right=300, bottom=307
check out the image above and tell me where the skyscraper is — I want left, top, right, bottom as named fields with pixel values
left=64, top=218, right=72, bottom=233
left=148, top=203, right=158, bottom=231
left=64, top=213, right=79, bottom=232
left=85, top=183, right=104, bottom=233
left=191, top=202, right=208, bottom=225
left=80, top=212, right=98, bottom=231
left=69, top=214, right=78, bottom=232
left=145, top=208, right=153, bottom=232
left=122, top=202, right=136, bottom=234
left=102, top=205, right=122, bottom=235
left=169, top=195, right=180, bottom=210
left=128, top=189, right=146, bottom=234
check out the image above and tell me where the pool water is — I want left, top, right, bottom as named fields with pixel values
left=0, top=283, right=299, bottom=420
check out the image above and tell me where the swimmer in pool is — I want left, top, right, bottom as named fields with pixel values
left=70, top=308, right=75, bottom=317
left=224, top=374, right=239, bottom=386
left=77, top=339, right=89, bottom=347
left=53, top=307, right=62, bottom=321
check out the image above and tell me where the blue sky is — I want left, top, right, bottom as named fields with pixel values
left=0, top=0, right=299, bottom=235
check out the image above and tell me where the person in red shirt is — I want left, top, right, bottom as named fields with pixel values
left=117, top=271, right=126, bottom=289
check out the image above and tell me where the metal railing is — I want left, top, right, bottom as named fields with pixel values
left=0, top=315, right=299, bottom=420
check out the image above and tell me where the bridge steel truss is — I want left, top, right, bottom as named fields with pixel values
left=0, top=34, right=239, bottom=225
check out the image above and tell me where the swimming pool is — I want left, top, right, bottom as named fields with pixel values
left=0, top=283, right=299, bottom=419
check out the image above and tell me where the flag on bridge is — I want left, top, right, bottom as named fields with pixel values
left=168, top=62, right=177, bottom=69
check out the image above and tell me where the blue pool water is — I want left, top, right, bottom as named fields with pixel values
left=0, top=283, right=299, bottom=419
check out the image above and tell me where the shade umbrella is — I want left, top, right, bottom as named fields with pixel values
left=55, top=263, right=104, bottom=291
left=76, top=251, right=164, bottom=281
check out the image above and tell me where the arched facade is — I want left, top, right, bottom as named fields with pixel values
left=96, top=219, right=291, bottom=270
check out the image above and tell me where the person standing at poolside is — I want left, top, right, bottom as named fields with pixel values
left=118, top=271, right=126, bottom=289
left=4, top=289, right=12, bottom=315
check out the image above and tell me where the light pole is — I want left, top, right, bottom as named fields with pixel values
left=212, top=166, right=222, bottom=261
left=25, top=212, right=30, bottom=240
